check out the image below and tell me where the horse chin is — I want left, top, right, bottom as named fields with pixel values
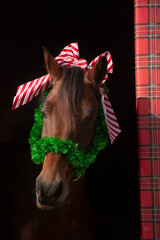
left=36, top=200, right=62, bottom=211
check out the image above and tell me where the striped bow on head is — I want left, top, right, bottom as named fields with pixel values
left=12, top=42, right=121, bottom=143
left=55, top=42, right=88, bottom=69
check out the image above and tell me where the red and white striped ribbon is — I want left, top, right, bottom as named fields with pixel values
left=55, top=42, right=88, bottom=70
left=12, top=74, right=50, bottom=110
left=12, top=42, right=121, bottom=143
left=100, top=86, right=121, bottom=143
left=88, top=51, right=121, bottom=143
left=88, top=51, right=113, bottom=82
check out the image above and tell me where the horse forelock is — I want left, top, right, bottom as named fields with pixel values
left=58, top=66, right=84, bottom=132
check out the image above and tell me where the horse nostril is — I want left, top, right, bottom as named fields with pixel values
left=51, top=181, right=63, bottom=200
left=36, top=176, right=45, bottom=202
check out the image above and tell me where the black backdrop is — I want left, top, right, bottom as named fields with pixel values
left=1, top=0, right=140, bottom=239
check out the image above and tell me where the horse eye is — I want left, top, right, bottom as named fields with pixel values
left=84, top=116, right=96, bottom=125
left=42, top=110, right=48, bottom=119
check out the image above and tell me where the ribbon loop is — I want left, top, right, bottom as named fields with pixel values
left=12, top=42, right=121, bottom=143
left=88, top=51, right=113, bottom=83
left=55, top=42, right=88, bottom=69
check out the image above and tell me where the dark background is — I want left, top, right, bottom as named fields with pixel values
left=0, top=0, right=140, bottom=239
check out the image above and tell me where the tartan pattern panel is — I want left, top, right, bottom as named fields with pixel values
left=135, top=0, right=160, bottom=239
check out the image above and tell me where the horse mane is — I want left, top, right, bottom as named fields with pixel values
left=58, top=66, right=84, bottom=131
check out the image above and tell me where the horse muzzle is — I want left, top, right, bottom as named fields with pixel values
left=36, top=176, right=64, bottom=210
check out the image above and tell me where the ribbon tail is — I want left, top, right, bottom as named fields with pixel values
left=12, top=74, right=50, bottom=110
left=100, top=87, right=121, bottom=144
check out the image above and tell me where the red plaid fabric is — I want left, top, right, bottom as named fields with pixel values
left=135, top=0, right=160, bottom=239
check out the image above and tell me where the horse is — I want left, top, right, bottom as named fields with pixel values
left=21, top=48, right=107, bottom=240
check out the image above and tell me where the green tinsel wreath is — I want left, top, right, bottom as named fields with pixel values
left=29, top=85, right=110, bottom=177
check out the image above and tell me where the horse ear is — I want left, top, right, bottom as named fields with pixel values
left=86, top=56, right=107, bottom=88
left=43, top=46, right=61, bottom=81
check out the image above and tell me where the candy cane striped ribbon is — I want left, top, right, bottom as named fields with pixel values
left=12, top=74, right=50, bottom=110
left=12, top=42, right=121, bottom=143
left=88, top=51, right=121, bottom=143
left=55, top=42, right=88, bottom=69
left=100, top=86, right=121, bottom=143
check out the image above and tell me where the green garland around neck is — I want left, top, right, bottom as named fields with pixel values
left=29, top=86, right=110, bottom=177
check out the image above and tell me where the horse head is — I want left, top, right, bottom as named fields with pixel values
left=36, top=48, right=107, bottom=210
